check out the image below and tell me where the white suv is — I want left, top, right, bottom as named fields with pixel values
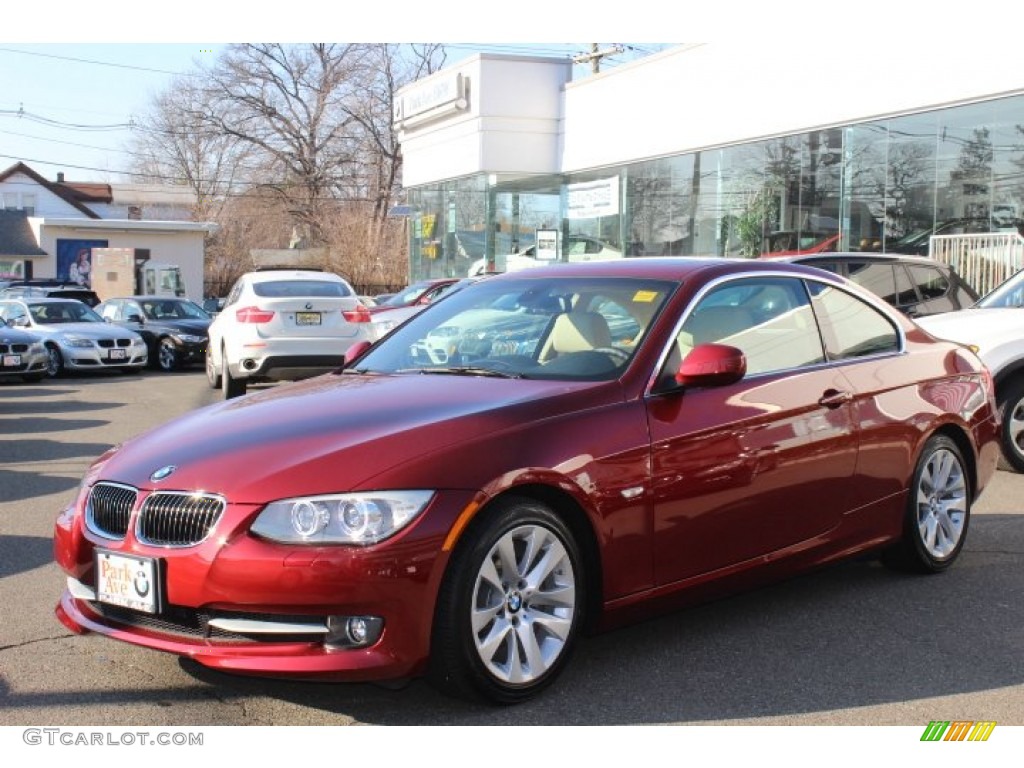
left=206, top=269, right=373, bottom=399
left=916, top=266, right=1024, bottom=471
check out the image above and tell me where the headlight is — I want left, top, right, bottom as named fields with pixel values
left=250, top=490, right=434, bottom=545
left=63, top=335, right=94, bottom=348
left=175, top=334, right=206, bottom=343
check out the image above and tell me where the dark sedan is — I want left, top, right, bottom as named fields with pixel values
left=55, top=258, right=999, bottom=703
left=96, top=296, right=211, bottom=372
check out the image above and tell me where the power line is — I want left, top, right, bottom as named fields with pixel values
left=0, top=46, right=198, bottom=76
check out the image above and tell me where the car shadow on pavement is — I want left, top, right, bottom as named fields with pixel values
left=169, top=513, right=1024, bottom=725
left=0, top=535, right=55, bottom=579
left=0, top=469, right=79, bottom=503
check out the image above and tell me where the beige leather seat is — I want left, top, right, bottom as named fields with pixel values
left=540, top=312, right=612, bottom=361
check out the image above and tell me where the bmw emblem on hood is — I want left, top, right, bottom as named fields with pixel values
left=150, top=465, right=177, bottom=482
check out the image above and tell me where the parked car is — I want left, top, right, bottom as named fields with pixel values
left=205, top=269, right=373, bottom=399
left=886, top=218, right=994, bottom=256
left=0, top=316, right=48, bottom=383
left=367, top=276, right=489, bottom=340
left=96, top=296, right=211, bottom=372
left=916, top=266, right=1024, bottom=472
left=0, top=298, right=147, bottom=376
left=370, top=278, right=462, bottom=313
left=53, top=258, right=999, bottom=703
left=202, top=297, right=226, bottom=316
left=2, top=282, right=102, bottom=308
left=765, top=253, right=978, bottom=317
left=468, top=235, right=623, bottom=276
left=763, top=231, right=839, bottom=256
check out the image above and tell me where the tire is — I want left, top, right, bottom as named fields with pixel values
left=205, top=346, right=221, bottom=389
left=45, top=345, right=64, bottom=378
left=882, top=435, right=970, bottom=573
left=429, top=496, right=584, bottom=704
left=997, top=378, right=1024, bottom=472
left=157, top=338, right=180, bottom=372
left=221, top=347, right=246, bottom=399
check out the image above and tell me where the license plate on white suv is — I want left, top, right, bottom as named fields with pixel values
left=295, top=312, right=321, bottom=326
left=95, top=550, right=159, bottom=613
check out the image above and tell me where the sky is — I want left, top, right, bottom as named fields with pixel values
left=0, top=0, right=682, bottom=183
left=0, top=0, right=949, bottom=184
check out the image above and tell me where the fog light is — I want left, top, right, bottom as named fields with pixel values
left=325, top=615, right=384, bottom=648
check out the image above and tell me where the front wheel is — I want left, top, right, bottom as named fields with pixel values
left=45, top=345, right=64, bottom=378
left=882, top=434, right=970, bottom=573
left=157, top=338, right=179, bottom=372
left=221, top=347, right=246, bottom=399
left=430, top=497, right=584, bottom=704
left=206, top=346, right=221, bottom=389
left=997, top=379, right=1024, bottom=472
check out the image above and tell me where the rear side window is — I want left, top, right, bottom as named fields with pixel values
left=808, top=281, right=899, bottom=359
left=907, top=265, right=949, bottom=300
left=253, top=280, right=352, bottom=298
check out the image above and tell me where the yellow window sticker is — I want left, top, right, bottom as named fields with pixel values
left=632, top=290, right=659, bottom=303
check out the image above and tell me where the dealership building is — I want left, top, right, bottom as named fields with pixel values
left=395, top=43, right=1024, bottom=281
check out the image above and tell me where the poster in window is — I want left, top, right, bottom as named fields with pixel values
left=56, top=239, right=108, bottom=288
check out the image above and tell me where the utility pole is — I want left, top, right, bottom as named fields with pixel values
left=572, top=44, right=625, bottom=74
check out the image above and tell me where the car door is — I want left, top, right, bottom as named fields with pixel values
left=803, top=279, right=909, bottom=511
left=646, top=275, right=859, bottom=585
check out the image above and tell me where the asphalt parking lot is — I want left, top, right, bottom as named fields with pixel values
left=1, top=370, right=1023, bottom=726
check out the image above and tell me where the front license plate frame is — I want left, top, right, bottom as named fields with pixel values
left=2, top=354, right=20, bottom=367
left=108, top=348, right=127, bottom=361
left=95, top=550, right=161, bottom=614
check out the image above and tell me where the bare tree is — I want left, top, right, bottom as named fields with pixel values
left=192, top=43, right=371, bottom=245
left=127, top=75, right=250, bottom=221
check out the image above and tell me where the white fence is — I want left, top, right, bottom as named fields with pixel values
left=929, top=232, right=1024, bottom=297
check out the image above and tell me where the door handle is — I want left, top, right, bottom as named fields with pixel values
left=818, top=389, right=852, bottom=408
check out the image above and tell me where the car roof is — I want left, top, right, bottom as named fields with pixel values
left=780, top=252, right=948, bottom=266
left=480, top=256, right=843, bottom=282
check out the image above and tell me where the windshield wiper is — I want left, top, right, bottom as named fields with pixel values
left=402, top=366, right=525, bottom=379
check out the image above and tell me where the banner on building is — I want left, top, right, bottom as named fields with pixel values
left=56, top=239, right=109, bottom=288
left=566, top=177, right=620, bottom=220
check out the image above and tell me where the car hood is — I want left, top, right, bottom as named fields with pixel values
left=95, top=372, right=616, bottom=501
left=34, top=322, right=140, bottom=340
left=916, top=308, right=1024, bottom=350
left=144, top=318, right=210, bottom=335
left=0, top=327, right=40, bottom=344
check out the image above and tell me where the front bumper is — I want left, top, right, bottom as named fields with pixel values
left=53, top=488, right=472, bottom=681
left=61, top=342, right=148, bottom=370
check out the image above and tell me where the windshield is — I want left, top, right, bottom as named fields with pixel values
left=354, top=276, right=676, bottom=381
left=977, top=268, right=1024, bottom=308
left=140, top=299, right=210, bottom=320
left=29, top=301, right=102, bottom=324
left=379, top=281, right=435, bottom=307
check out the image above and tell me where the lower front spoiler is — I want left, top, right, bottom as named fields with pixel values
left=55, top=589, right=421, bottom=683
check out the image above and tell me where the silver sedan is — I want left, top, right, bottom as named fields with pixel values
left=0, top=298, right=148, bottom=377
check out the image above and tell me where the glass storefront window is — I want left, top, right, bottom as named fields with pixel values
left=405, top=95, right=1024, bottom=279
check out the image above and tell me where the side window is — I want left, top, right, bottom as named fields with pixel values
left=908, top=265, right=949, bottom=300
left=846, top=262, right=897, bottom=305
left=893, top=265, right=919, bottom=306
left=224, top=280, right=244, bottom=307
left=671, top=277, right=826, bottom=377
left=807, top=281, right=899, bottom=359
left=99, top=302, right=119, bottom=320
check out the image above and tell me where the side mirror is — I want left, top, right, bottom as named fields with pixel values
left=127, top=313, right=144, bottom=324
left=676, top=343, right=746, bottom=388
left=344, top=340, right=373, bottom=367
left=11, top=316, right=29, bottom=328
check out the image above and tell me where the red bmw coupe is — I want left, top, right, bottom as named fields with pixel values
left=54, top=258, right=1000, bottom=703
